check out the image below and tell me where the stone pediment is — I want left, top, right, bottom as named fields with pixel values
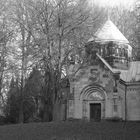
left=71, top=56, right=115, bottom=94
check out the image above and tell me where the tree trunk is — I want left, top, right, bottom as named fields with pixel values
left=53, top=101, right=67, bottom=121
left=53, top=101, right=62, bottom=121
left=42, top=99, right=53, bottom=122
left=18, top=66, right=24, bottom=123
left=19, top=97, right=24, bottom=123
left=42, top=103, right=49, bottom=122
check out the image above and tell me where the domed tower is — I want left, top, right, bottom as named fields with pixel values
left=86, top=20, right=132, bottom=70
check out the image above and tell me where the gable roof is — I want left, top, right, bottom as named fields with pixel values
left=92, top=20, right=129, bottom=44
left=120, top=61, right=140, bottom=82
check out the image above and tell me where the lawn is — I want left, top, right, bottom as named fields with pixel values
left=0, top=121, right=139, bottom=140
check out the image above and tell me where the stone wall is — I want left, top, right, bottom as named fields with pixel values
left=127, top=85, right=140, bottom=120
left=67, top=62, right=140, bottom=121
left=68, top=63, right=117, bottom=120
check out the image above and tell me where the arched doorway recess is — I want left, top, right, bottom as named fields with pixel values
left=80, top=85, right=107, bottom=121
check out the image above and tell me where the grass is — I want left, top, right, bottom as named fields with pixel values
left=0, top=121, right=139, bottom=140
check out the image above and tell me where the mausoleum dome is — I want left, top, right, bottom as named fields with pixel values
left=89, top=20, right=129, bottom=44
left=87, top=20, right=132, bottom=70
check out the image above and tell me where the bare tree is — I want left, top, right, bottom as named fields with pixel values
left=4, top=0, right=104, bottom=122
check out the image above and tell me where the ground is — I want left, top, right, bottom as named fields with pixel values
left=0, top=121, right=140, bottom=140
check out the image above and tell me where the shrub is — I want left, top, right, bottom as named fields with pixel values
left=67, top=118, right=81, bottom=122
left=105, top=117, right=123, bottom=122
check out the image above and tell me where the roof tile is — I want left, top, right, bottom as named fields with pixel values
left=93, top=20, right=129, bottom=44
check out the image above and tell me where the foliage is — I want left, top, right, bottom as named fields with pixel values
left=4, top=68, right=43, bottom=123
left=4, top=78, right=20, bottom=123
left=105, top=117, right=123, bottom=122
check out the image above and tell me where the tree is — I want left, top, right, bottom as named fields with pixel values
left=1, top=0, right=107, bottom=123
left=132, top=0, right=140, bottom=60
left=8, top=0, right=37, bottom=123
left=17, top=0, right=104, bottom=121
left=4, top=78, right=20, bottom=123
left=109, top=6, right=138, bottom=59
left=5, top=68, right=43, bottom=123
left=0, top=0, right=14, bottom=106
left=23, top=67, right=43, bottom=121
left=36, top=0, right=91, bottom=121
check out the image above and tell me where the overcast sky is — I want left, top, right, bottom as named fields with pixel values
left=89, top=0, right=136, bottom=8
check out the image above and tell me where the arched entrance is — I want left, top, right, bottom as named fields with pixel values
left=80, top=85, right=106, bottom=121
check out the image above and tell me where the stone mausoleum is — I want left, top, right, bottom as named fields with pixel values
left=67, top=20, right=140, bottom=121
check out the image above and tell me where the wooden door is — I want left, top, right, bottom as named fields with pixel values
left=90, top=103, right=101, bottom=121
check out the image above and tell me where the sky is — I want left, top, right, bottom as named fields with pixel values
left=89, top=0, right=136, bottom=8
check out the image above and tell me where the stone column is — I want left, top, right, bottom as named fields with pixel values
left=82, top=100, right=87, bottom=120
left=67, top=100, right=74, bottom=119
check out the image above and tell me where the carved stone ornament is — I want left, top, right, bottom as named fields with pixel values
left=88, top=91, right=105, bottom=100
left=89, top=68, right=100, bottom=83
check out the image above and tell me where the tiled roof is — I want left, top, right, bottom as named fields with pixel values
left=120, top=61, right=140, bottom=82
left=90, top=20, right=129, bottom=44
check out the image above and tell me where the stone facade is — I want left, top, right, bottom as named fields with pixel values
left=67, top=20, right=140, bottom=121
left=67, top=60, right=140, bottom=121
left=68, top=60, right=118, bottom=120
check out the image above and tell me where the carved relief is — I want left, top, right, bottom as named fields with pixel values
left=88, top=67, right=100, bottom=83
left=88, top=91, right=105, bottom=100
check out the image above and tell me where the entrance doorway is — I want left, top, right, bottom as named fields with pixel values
left=90, top=103, right=101, bottom=121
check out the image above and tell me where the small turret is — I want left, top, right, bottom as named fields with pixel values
left=87, top=20, right=132, bottom=70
